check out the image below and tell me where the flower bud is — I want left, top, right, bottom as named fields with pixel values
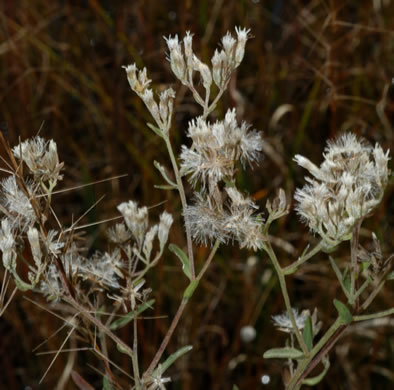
left=183, top=31, right=194, bottom=68
left=211, top=49, right=227, bottom=88
left=142, top=89, right=161, bottom=125
left=234, top=27, right=250, bottom=66
left=159, top=88, right=176, bottom=128
left=192, top=55, right=212, bottom=90
left=165, top=35, right=187, bottom=84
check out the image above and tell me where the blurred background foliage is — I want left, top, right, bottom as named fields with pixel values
left=0, top=0, right=394, bottom=389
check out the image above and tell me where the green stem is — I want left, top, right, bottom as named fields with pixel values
left=145, top=298, right=188, bottom=376
left=286, top=318, right=343, bottom=390
left=163, top=136, right=195, bottom=280
left=283, top=241, right=324, bottom=275
left=144, top=240, right=220, bottom=376
left=202, top=87, right=225, bottom=120
left=197, top=239, right=220, bottom=280
left=262, top=243, right=309, bottom=355
left=132, top=318, right=141, bottom=389
left=350, top=221, right=362, bottom=306
left=354, top=307, right=394, bottom=321
left=360, top=277, right=385, bottom=311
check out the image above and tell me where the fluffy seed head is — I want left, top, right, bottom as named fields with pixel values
left=294, top=133, right=390, bottom=248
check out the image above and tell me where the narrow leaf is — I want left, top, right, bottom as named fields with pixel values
left=343, top=272, right=351, bottom=294
left=147, top=122, right=164, bottom=138
left=329, top=256, right=351, bottom=300
left=169, top=244, right=192, bottom=280
left=153, top=345, right=193, bottom=375
left=154, top=184, right=176, bottom=190
left=103, top=376, right=112, bottom=390
left=333, top=299, right=353, bottom=324
left=110, top=299, right=155, bottom=330
left=302, top=316, right=313, bottom=351
left=302, top=357, right=330, bottom=386
left=154, top=160, right=177, bottom=187
left=116, top=342, right=133, bottom=357
left=263, top=347, right=304, bottom=360
left=183, top=280, right=199, bottom=300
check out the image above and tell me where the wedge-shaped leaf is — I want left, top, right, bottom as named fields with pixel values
left=169, top=244, right=192, bottom=280
left=110, top=299, right=155, bottom=330
left=153, top=345, right=193, bottom=376
left=302, top=316, right=313, bottom=351
left=333, top=299, right=352, bottom=324
left=154, top=160, right=177, bottom=188
left=263, top=347, right=303, bottom=360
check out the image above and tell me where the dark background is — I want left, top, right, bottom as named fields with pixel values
left=0, top=1, right=393, bottom=389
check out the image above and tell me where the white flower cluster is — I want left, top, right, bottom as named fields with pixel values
left=40, top=246, right=124, bottom=301
left=13, top=136, right=63, bottom=182
left=0, top=135, right=174, bottom=308
left=0, top=176, right=36, bottom=230
left=294, top=133, right=390, bottom=248
left=180, top=109, right=265, bottom=249
left=40, top=200, right=174, bottom=302
left=114, top=200, right=173, bottom=262
left=180, top=109, right=262, bottom=189
left=165, top=27, right=250, bottom=90
left=123, top=64, right=175, bottom=134
left=184, top=187, right=264, bottom=250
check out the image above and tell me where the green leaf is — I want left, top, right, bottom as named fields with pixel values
left=343, top=272, right=351, bottom=294
left=321, top=244, right=338, bottom=254
left=154, top=184, right=176, bottom=190
left=263, top=347, right=304, bottom=360
left=110, top=299, right=155, bottom=330
left=153, top=345, right=193, bottom=376
left=169, top=244, right=192, bottom=280
left=183, top=280, right=199, bottom=300
left=13, top=273, right=33, bottom=291
left=302, top=356, right=330, bottom=386
left=232, top=386, right=240, bottom=390
left=333, top=299, right=353, bottom=324
left=147, top=122, right=164, bottom=138
left=302, top=316, right=313, bottom=351
left=360, top=261, right=370, bottom=272
left=153, top=160, right=177, bottom=188
left=386, top=270, right=394, bottom=280
left=103, top=376, right=112, bottom=390
left=329, top=256, right=351, bottom=300
left=116, top=343, right=133, bottom=358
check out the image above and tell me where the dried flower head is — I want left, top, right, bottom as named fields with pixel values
left=0, top=218, right=16, bottom=270
left=184, top=189, right=265, bottom=250
left=13, top=136, right=63, bottom=182
left=1, top=176, right=36, bottom=229
left=180, top=109, right=263, bottom=189
left=294, top=133, right=390, bottom=248
left=123, top=64, right=175, bottom=133
left=117, top=201, right=149, bottom=248
left=272, top=308, right=321, bottom=335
